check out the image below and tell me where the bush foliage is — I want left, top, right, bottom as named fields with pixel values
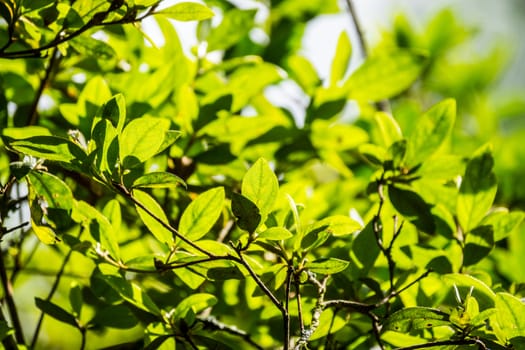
left=0, top=1, right=525, bottom=349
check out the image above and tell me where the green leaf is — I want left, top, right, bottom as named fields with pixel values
left=482, top=209, right=525, bottom=242
left=30, top=218, right=59, bottom=245
left=330, top=31, right=352, bottom=86
left=120, top=117, right=171, bottom=169
left=206, top=8, right=256, bottom=52
left=132, top=172, right=186, bottom=189
left=96, top=265, right=161, bottom=316
left=372, top=112, right=403, bottom=149
left=157, top=2, right=214, bottom=21
left=286, top=55, right=320, bottom=94
left=495, top=293, right=525, bottom=339
left=463, top=225, right=494, bottom=266
left=74, top=201, right=121, bottom=260
left=388, top=185, right=435, bottom=233
left=98, top=93, right=126, bottom=134
left=405, top=99, right=456, bottom=166
left=231, top=192, right=261, bottom=234
left=350, top=221, right=380, bottom=277
left=35, top=298, right=78, bottom=329
left=4, top=135, right=87, bottom=172
left=91, top=119, right=118, bottom=177
left=457, top=145, right=497, bottom=233
left=68, top=282, right=83, bottom=318
left=314, top=215, right=363, bottom=237
left=383, top=307, right=450, bottom=333
left=89, top=303, right=138, bottom=329
left=171, top=293, right=217, bottom=321
left=133, top=189, right=174, bottom=245
left=241, top=158, right=279, bottom=220
left=258, top=227, right=293, bottom=240
left=306, top=258, right=349, bottom=275
left=442, top=273, right=496, bottom=309
left=178, top=187, right=225, bottom=241
left=345, top=50, right=426, bottom=101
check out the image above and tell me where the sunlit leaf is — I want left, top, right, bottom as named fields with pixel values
left=383, top=307, right=450, bottom=333
left=133, top=189, right=174, bottom=244
left=132, top=172, right=186, bottom=189
left=258, top=227, right=293, bottom=240
left=330, top=31, right=352, bottom=86
left=179, top=187, right=225, bottom=241
left=242, top=158, right=279, bottom=220
left=405, top=99, right=456, bottom=166
left=345, top=50, right=426, bottom=101
left=120, top=117, right=171, bottom=169
left=157, top=2, right=214, bottom=21
left=305, top=258, right=349, bottom=275
left=457, top=145, right=497, bottom=233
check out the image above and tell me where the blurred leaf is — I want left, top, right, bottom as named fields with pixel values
left=345, top=50, right=426, bottom=101
left=482, top=209, right=525, bottom=242
left=286, top=55, right=320, bottom=94
left=495, top=293, right=525, bottom=340
left=457, top=145, right=497, bottom=233
left=171, top=293, right=217, bottom=321
left=179, top=187, right=225, bottom=241
left=372, top=112, right=403, bottom=149
left=350, top=220, right=380, bottom=277
left=405, top=99, right=456, bottom=166
left=157, top=2, right=214, bottom=21
left=383, top=307, right=450, bottom=332
left=133, top=189, right=174, bottom=244
left=35, top=298, right=78, bottom=329
left=231, top=192, right=261, bottom=234
left=89, top=303, right=138, bottom=329
left=330, top=31, right=352, bottom=86
left=206, top=8, right=256, bottom=51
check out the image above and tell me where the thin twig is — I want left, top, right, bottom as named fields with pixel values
left=113, top=182, right=215, bottom=258
left=396, top=338, right=488, bottom=350
left=0, top=248, right=24, bottom=344
left=344, top=0, right=391, bottom=112
left=27, top=47, right=61, bottom=126
left=198, top=316, right=264, bottom=350
left=30, top=228, right=84, bottom=348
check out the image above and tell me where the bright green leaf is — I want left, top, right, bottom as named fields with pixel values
left=157, top=2, right=214, bottom=21
left=132, top=172, right=186, bottom=189
left=372, top=112, right=403, bottom=149
left=133, top=189, right=174, bottom=244
left=495, top=293, right=525, bottom=339
left=405, top=99, right=456, bottom=166
left=457, top=145, right=497, bottom=233
left=171, top=293, right=217, bottom=321
left=306, top=258, right=349, bottom=275
left=258, top=227, right=293, bottom=240
left=345, top=50, right=426, bottom=101
left=330, top=31, right=352, bottom=86
left=120, top=117, right=171, bottom=169
left=442, top=273, right=496, bottom=309
left=179, top=187, right=225, bottom=241
left=242, top=158, right=279, bottom=220
left=482, top=209, right=525, bottom=242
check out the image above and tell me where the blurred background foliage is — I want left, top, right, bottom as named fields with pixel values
left=1, top=0, right=525, bottom=348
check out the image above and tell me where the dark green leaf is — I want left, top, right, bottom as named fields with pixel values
left=388, top=185, right=435, bottom=233
left=349, top=221, right=380, bottom=277
left=35, top=297, right=78, bottom=329
left=463, top=225, right=494, bottom=266
left=89, top=303, right=138, bottom=329
left=231, top=192, right=261, bottom=234
left=383, top=307, right=450, bottom=333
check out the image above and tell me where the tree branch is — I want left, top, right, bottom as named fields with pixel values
left=197, top=316, right=264, bottom=350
